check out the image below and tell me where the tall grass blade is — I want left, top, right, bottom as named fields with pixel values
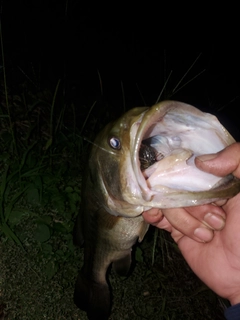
left=151, top=227, right=159, bottom=265
left=80, top=101, right=97, bottom=135
left=5, top=185, right=30, bottom=222
left=20, top=166, right=45, bottom=178
left=17, top=65, right=38, bottom=88
left=0, top=18, right=8, bottom=109
left=19, top=141, right=38, bottom=173
left=0, top=166, right=9, bottom=221
left=173, top=69, right=206, bottom=95
left=155, top=70, right=172, bottom=104
left=50, top=79, right=61, bottom=139
left=0, top=18, right=18, bottom=155
left=1, top=221, right=24, bottom=249
left=135, top=83, right=147, bottom=106
left=97, top=69, right=103, bottom=96
left=172, top=53, right=204, bottom=94
left=217, top=95, right=239, bottom=112
left=0, top=165, right=9, bottom=199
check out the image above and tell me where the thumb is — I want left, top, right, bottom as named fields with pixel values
left=195, top=143, right=240, bottom=178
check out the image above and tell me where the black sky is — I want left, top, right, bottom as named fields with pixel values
left=1, top=1, right=239, bottom=136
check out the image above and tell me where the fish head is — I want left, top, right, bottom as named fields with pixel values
left=89, top=100, right=240, bottom=217
left=88, top=106, right=148, bottom=217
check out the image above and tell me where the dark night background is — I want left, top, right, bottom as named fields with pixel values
left=1, top=2, right=240, bottom=319
left=1, top=1, right=240, bottom=137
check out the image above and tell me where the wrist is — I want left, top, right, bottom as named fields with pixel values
left=229, top=295, right=240, bottom=306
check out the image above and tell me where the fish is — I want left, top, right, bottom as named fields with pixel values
left=73, top=100, right=240, bottom=320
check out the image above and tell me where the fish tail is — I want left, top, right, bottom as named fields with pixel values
left=74, top=271, right=111, bottom=320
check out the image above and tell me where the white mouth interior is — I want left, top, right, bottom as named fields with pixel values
left=138, top=112, right=230, bottom=192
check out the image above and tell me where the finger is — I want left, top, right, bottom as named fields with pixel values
left=195, top=143, right=240, bottom=178
left=170, top=227, right=187, bottom=243
left=143, top=214, right=187, bottom=243
left=162, top=207, right=215, bottom=243
left=142, top=208, right=164, bottom=225
left=150, top=204, right=225, bottom=231
left=184, top=204, right=226, bottom=230
left=143, top=204, right=226, bottom=242
left=213, top=199, right=228, bottom=206
left=151, top=216, right=173, bottom=232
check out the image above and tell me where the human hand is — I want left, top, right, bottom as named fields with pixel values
left=143, top=143, right=240, bottom=305
left=142, top=204, right=226, bottom=243
left=142, top=156, right=228, bottom=243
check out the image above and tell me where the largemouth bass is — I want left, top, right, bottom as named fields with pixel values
left=73, top=100, right=240, bottom=320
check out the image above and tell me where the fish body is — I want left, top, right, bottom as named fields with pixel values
left=73, top=101, right=240, bottom=319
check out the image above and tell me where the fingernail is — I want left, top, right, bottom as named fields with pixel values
left=194, top=227, right=213, bottom=242
left=204, top=213, right=225, bottom=230
left=196, top=153, right=217, bottom=162
left=144, top=208, right=159, bottom=216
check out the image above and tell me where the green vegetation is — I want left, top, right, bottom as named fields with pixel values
left=0, top=16, right=230, bottom=320
left=0, top=67, right=229, bottom=320
left=0, top=61, right=86, bottom=319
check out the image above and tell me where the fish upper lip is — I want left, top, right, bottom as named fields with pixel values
left=131, top=105, right=167, bottom=202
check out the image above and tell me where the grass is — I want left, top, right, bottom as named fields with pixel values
left=0, top=16, right=234, bottom=319
left=0, top=65, right=230, bottom=320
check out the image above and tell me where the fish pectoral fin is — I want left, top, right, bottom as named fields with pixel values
left=74, top=271, right=111, bottom=320
left=112, top=251, right=132, bottom=276
left=138, top=222, right=149, bottom=242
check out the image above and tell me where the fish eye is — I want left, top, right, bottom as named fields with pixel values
left=109, top=136, right=121, bottom=149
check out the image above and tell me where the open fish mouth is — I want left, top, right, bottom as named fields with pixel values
left=128, top=101, right=240, bottom=208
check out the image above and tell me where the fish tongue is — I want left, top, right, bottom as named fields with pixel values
left=145, top=149, right=223, bottom=192
left=143, top=149, right=192, bottom=178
